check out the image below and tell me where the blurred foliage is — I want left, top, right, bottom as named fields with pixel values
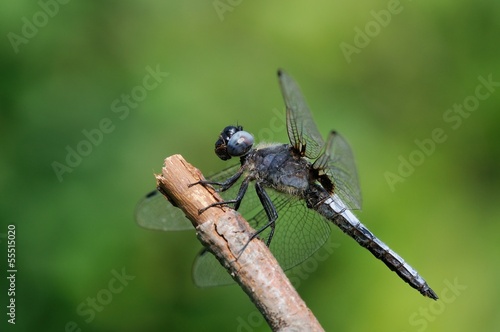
left=1, top=1, right=499, bottom=331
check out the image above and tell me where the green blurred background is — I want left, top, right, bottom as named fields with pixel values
left=1, top=1, right=499, bottom=331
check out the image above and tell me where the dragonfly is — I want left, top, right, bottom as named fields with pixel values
left=136, top=69, right=438, bottom=300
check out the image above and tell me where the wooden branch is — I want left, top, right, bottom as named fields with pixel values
left=156, top=154, right=325, bottom=332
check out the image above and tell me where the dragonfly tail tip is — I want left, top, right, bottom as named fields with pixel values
left=425, top=288, right=439, bottom=300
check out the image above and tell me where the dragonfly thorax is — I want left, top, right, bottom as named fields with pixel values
left=245, top=144, right=313, bottom=197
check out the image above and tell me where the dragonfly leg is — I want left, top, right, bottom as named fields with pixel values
left=237, top=182, right=279, bottom=259
left=198, top=177, right=250, bottom=214
left=189, top=169, right=243, bottom=192
left=255, top=182, right=279, bottom=246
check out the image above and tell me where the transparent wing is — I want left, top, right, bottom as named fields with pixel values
left=192, top=178, right=332, bottom=287
left=135, top=190, right=192, bottom=231
left=135, top=164, right=242, bottom=231
left=249, top=192, right=331, bottom=270
left=279, top=70, right=361, bottom=209
left=192, top=248, right=234, bottom=287
left=314, top=131, right=362, bottom=210
left=278, top=69, right=325, bottom=159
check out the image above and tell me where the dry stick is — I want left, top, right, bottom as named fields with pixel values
left=156, top=154, right=325, bottom=332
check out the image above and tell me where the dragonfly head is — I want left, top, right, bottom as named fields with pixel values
left=215, top=125, right=254, bottom=160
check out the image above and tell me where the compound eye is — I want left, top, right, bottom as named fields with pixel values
left=215, top=138, right=231, bottom=160
left=227, top=131, right=254, bottom=157
left=215, top=125, right=241, bottom=160
left=220, top=125, right=242, bottom=142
